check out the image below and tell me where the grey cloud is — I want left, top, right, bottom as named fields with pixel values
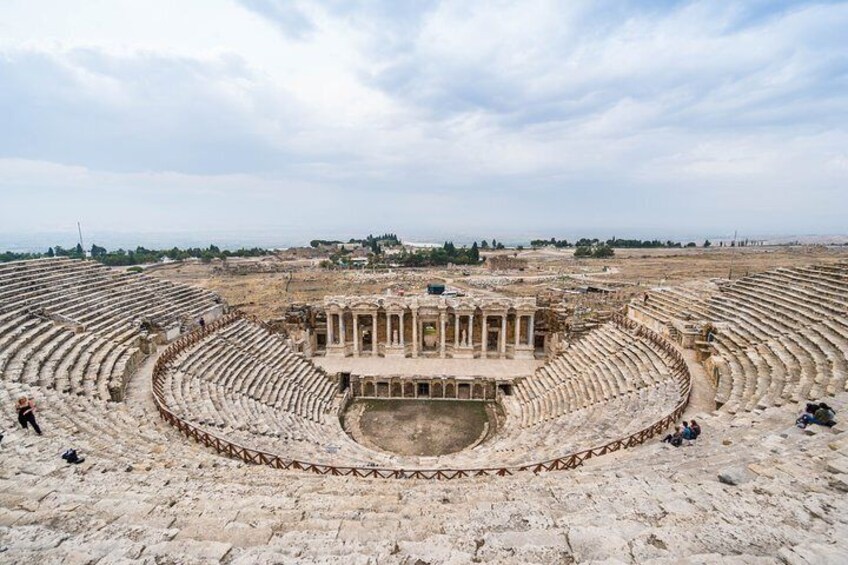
left=0, top=50, right=292, bottom=174
left=0, top=0, right=846, bottom=238
left=362, top=0, right=848, bottom=138
left=236, top=0, right=315, bottom=39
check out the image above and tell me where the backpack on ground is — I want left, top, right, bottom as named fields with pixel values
left=62, top=449, right=85, bottom=464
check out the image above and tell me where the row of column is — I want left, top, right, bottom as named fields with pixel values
left=479, top=313, right=534, bottom=355
left=326, top=310, right=534, bottom=357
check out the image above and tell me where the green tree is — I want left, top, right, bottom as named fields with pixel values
left=592, top=244, right=614, bottom=258
left=574, top=246, right=592, bottom=258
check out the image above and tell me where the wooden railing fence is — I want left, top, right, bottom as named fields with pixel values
left=151, top=311, right=691, bottom=479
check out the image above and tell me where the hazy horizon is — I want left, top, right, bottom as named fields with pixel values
left=2, top=226, right=846, bottom=254
left=2, top=1, right=847, bottom=236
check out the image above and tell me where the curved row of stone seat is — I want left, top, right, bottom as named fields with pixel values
left=0, top=378, right=220, bottom=469
left=0, top=258, right=223, bottom=401
left=170, top=317, right=336, bottom=423
left=709, top=265, right=847, bottom=412
left=514, top=323, right=679, bottom=428
left=2, top=386, right=846, bottom=563
left=630, top=262, right=848, bottom=413
left=459, top=379, right=681, bottom=468
left=154, top=313, right=690, bottom=471
left=626, top=283, right=716, bottom=329
left=156, top=316, right=396, bottom=466
left=0, top=258, right=218, bottom=335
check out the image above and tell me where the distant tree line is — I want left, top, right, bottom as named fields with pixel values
left=310, top=233, right=402, bottom=252
left=309, top=239, right=343, bottom=248
left=92, top=245, right=268, bottom=266
left=325, top=240, right=483, bottom=269
left=0, top=250, right=46, bottom=262
left=479, top=239, right=506, bottom=250
left=0, top=244, right=270, bottom=265
left=531, top=237, right=714, bottom=249
left=393, top=241, right=480, bottom=267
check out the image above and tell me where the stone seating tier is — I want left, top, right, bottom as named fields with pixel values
left=2, top=374, right=845, bottom=563
left=0, top=258, right=224, bottom=401
left=155, top=315, right=688, bottom=470
left=630, top=262, right=848, bottom=413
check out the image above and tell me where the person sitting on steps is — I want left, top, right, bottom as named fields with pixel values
left=17, top=397, right=42, bottom=436
left=681, top=421, right=696, bottom=445
left=662, top=426, right=683, bottom=447
left=797, top=402, right=837, bottom=428
left=689, top=420, right=701, bottom=439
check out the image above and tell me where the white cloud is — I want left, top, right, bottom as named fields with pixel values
left=0, top=0, right=846, bottom=240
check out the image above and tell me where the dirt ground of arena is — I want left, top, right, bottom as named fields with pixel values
left=344, top=399, right=493, bottom=457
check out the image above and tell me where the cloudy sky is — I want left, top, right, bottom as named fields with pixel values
left=1, top=0, right=846, bottom=244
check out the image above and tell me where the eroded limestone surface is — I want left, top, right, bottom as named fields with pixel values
left=1, top=394, right=847, bottom=563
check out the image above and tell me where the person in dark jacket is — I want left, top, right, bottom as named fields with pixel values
left=690, top=420, right=701, bottom=439
left=797, top=402, right=837, bottom=428
left=17, top=397, right=42, bottom=435
left=662, top=426, right=683, bottom=447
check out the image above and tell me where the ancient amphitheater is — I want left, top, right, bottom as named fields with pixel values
left=1, top=256, right=847, bottom=563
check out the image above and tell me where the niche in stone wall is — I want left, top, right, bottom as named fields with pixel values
left=432, top=381, right=443, bottom=398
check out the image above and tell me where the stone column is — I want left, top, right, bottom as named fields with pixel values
left=399, top=311, right=405, bottom=346
left=500, top=314, right=507, bottom=357
left=454, top=313, right=460, bottom=348
left=514, top=314, right=521, bottom=349
left=387, top=313, right=393, bottom=346
left=481, top=313, right=488, bottom=355
left=412, top=310, right=418, bottom=357
left=339, top=312, right=346, bottom=349
left=468, top=314, right=474, bottom=347
left=439, top=311, right=446, bottom=358
left=327, top=312, right=334, bottom=345
left=528, top=314, right=535, bottom=346
left=372, top=313, right=378, bottom=355
left=353, top=313, right=360, bottom=357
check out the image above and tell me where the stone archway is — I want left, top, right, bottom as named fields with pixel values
left=432, top=381, right=443, bottom=398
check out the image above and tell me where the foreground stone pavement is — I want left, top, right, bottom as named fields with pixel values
left=1, top=392, right=846, bottom=564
